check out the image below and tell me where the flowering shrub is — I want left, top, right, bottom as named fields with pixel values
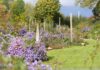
left=0, top=33, right=50, bottom=70
left=40, top=30, right=69, bottom=49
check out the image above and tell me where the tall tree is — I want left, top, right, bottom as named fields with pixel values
left=10, top=0, right=25, bottom=21
left=33, top=0, right=60, bottom=22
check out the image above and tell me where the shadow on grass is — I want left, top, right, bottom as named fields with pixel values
left=47, top=56, right=54, bottom=61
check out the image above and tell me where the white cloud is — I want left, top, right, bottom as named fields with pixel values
left=60, top=0, right=75, bottom=6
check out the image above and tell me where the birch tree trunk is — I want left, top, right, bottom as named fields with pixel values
left=59, top=17, right=61, bottom=32
left=36, top=23, right=40, bottom=43
left=70, top=13, right=73, bottom=43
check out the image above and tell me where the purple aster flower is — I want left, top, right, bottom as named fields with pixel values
left=7, top=37, right=25, bottom=57
left=24, top=32, right=35, bottom=40
left=41, top=64, right=47, bottom=70
left=44, top=32, right=49, bottom=38
left=24, top=47, right=35, bottom=62
left=82, top=26, right=91, bottom=32
left=32, top=60, right=38, bottom=66
left=38, top=43, right=46, bottom=52
left=26, top=60, right=52, bottom=70
left=26, top=60, right=38, bottom=70
left=33, top=42, right=47, bottom=61
left=27, top=64, right=36, bottom=70
left=9, top=37, right=25, bottom=47
left=19, top=28, right=27, bottom=36
left=8, top=45, right=24, bottom=57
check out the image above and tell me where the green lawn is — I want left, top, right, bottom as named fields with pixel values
left=45, top=39, right=100, bottom=70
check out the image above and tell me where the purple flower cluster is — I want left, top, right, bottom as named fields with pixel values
left=40, top=30, right=65, bottom=40
left=43, top=32, right=51, bottom=39
left=24, top=42, right=47, bottom=62
left=40, top=30, right=51, bottom=39
left=24, top=42, right=48, bottom=70
left=24, top=32, right=35, bottom=40
left=19, top=28, right=27, bottom=36
left=7, top=37, right=25, bottom=57
left=26, top=60, right=52, bottom=70
left=34, top=42, right=47, bottom=61
left=8, top=46, right=24, bottom=57
left=24, top=47, right=35, bottom=62
left=7, top=36, right=47, bottom=60
left=82, top=26, right=91, bottom=32
left=51, top=33, right=64, bottom=39
left=10, top=37, right=25, bottom=46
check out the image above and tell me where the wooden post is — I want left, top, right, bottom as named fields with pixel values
left=70, top=13, right=73, bottom=43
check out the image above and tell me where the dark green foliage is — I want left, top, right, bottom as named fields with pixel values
left=53, top=13, right=70, bottom=27
left=10, top=0, right=25, bottom=21
left=92, top=0, right=100, bottom=18
left=11, top=0, right=25, bottom=15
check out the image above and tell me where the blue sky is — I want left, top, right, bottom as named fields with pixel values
left=24, top=0, right=93, bottom=17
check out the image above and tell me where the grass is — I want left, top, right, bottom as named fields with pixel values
left=45, top=39, right=100, bottom=70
